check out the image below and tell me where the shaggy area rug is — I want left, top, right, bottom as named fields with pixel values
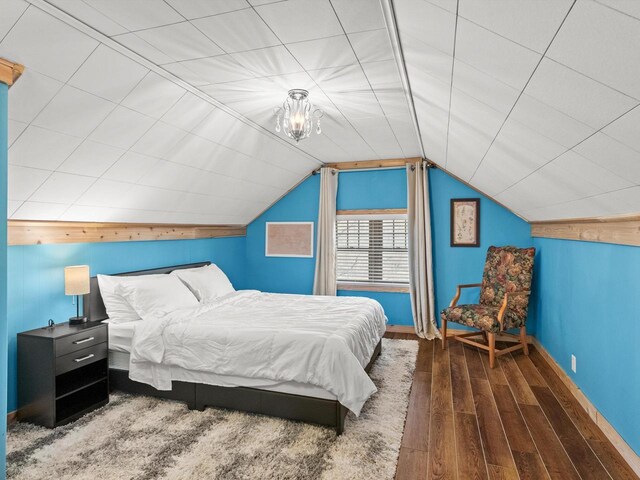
left=7, top=338, right=417, bottom=480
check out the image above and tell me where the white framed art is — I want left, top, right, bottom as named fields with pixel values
left=265, top=222, right=314, bottom=258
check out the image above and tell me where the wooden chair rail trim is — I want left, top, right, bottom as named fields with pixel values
left=532, top=339, right=640, bottom=476
left=8, top=220, right=246, bottom=246
left=0, top=57, right=24, bottom=86
left=531, top=216, right=640, bottom=247
left=324, top=157, right=421, bottom=170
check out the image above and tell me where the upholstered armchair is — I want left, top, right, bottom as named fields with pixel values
left=440, top=246, right=535, bottom=368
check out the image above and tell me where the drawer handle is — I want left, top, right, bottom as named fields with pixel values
left=74, top=354, right=95, bottom=363
left=72, top=337, right=95, bottom=345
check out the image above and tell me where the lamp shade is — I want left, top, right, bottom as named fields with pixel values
left=64, top=265, right=90, bottom=296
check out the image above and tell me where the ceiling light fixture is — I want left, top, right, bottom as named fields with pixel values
left=274, top=89, right=323, bottom=143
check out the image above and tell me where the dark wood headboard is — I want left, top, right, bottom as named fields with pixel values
left=83, top=262, right=211, bottom=322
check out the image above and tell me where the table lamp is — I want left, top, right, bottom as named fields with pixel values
left=64, top=265, right=90, bottom=325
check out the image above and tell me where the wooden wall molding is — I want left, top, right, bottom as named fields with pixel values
left=531, top=214, right=640, bottom=247
left=8, top=220, right=246, bottom=246
left=338, top=282, right=410, bottom=293
left=0, top=58, right=24, bottom=86
left=533, top=338, right=640, bottom=476
left=336, top=208, right=407, bottom=216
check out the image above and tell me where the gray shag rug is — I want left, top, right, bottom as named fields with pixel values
left=7, top=338, right=418, bottom=480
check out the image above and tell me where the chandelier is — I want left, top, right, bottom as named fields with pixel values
left=274, top=89, right=323, bottom=143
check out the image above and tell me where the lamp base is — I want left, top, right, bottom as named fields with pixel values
left=69, top=316, right=87, bottom=325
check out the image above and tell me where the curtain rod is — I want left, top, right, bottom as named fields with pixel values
left=311, top=161, right=437, bottom=175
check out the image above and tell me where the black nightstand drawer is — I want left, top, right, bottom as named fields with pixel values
left=56, top=327, right=107, bottom=357
left=56, top=343, right=108, bottom=375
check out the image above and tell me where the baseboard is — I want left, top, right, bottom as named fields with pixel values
left=386, top=325, right=535, bottom=344
left=7, top=410, right=17, bottom=425
left=386, top=325, right=415, bottom=334
left=532, top=339, right=640, bottom=477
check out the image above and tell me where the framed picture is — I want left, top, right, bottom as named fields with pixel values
left=450, top=198, right=480, bottom=247
left=265, top=222, right=314, bottom=257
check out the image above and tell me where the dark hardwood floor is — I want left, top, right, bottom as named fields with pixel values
left=384, top=332, right=639, bottom=480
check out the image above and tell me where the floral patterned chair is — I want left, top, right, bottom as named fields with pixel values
left=440, top=246, right=535, bottom=368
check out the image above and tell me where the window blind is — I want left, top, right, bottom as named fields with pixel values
left=336, top=216, right=409, bottom=285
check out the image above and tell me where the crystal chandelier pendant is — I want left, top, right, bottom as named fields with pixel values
left=274, top=89, right=323, bottom=143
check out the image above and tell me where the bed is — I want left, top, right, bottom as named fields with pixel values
left=82, top=262, right=385, bottom=434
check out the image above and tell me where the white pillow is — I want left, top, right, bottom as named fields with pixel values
left=115, top=275, right=199, bottom=318
left=171, top=264, right=235, bottom=303
left=97, top=274, right=165, bottom=323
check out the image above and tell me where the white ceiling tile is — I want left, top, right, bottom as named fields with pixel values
left=7, top=200, right=22, bottom=217
left=446, top=89, right=506, bottom=179
left=394, top=0, right=456, bottom=55
left=424, top=0, right=457, bottom=12
left=112, top=32, right=175, bottom=65
left=12, top=201, right=69, bottom=220
left=0, top=0, right=28, bottom=41
left=8, top=165, right=50, bottom=201
left=256, top=0, right=342, bottom=43
left=349, top=117, right=402, bottom=157
left=165, top=0, right=250, bottom=19
left=131, top=122, right=188, bottom=158
left=135, top=22, right=224, bottom=62
left=455, top=17, right=541, bottom=90
left=161, top=93, right=216, bottom=131
left=89, top=106, right=155, bottom=150
left=451, top=60, right=519, bottom=114
left=231, top=45, right=303, bottom=76
left=8, top=119, right=27, bottom=147
left=360, top=60, right=402, bottom=90
left=308, top=64, right=370, bottom=93
left=601, top=105, right=640, bottom=153
left=595, top=0, right=640, bottom=20
left=459, top=0, right=573, bottom=53
left=402, top=40, right=453, bottom=86
left=573, top=132, right=640, bottom=184
left=9, top=126, right=82, bottom=170
left=192, top=8, right=280, bottom=53
left=287, top=36, right=357, bottom=70
left=162, top=61, right=210, bottom=86
left=33, top=85, right=115, bottom=138
left=180, top=55, right=256, bottom=84
left=547, top=0, right=640, bottom=99
left=46, top=0, right=128, bottom=36
left=68, top=44, right=148, bottom=102
left=82, top=0, right=183, bottom=31
left=121, top=72, right=185, bottom=118
left=29, top=172, right=95, bottom=204
left=349, top=29, right=393, bottom=64
left=524, top=58, right=638, bottom=129
left=7, top=70, right=63, bottom=123
left=76, top=178, right=134, bottom=208
left=0, top=6, right=99, bottom=82
left=552, top=149, right=632, bottom=193
left=509, top=94, right=595, bottom=148
left=57, top=140, right=125, bottom=177
left=103, top=151, right=160, bottom=183
left=330, top=0, right=386, bottom=33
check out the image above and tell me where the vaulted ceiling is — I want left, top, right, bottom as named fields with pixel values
left=2, top=0, right=640, bottom=224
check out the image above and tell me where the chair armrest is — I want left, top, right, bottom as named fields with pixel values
left=449, top=283, right=482, bottom=307
left=497, top=290, right=532, bottom=329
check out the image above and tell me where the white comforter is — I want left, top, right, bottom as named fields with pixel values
left=129, top=290, right=387, bottom=414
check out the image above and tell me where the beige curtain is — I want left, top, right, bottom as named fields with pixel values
left=407, top=162, right=440, bottom=339
left=313, top=167, right=338, bottom=296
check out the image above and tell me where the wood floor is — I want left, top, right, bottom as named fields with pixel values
left=385, top=332, right=639, bottom=480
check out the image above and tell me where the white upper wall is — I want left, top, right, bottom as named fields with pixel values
left=2, top=0, right=639, bottom=223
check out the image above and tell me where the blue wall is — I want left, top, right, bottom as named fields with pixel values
left=245, top=167, right=531, bottom=329
left=6, top=236, right=246, bottom=413
left=1, top=82, right=9, bottom=478
left=532, top=237, right=640, bottom=455
left=429, top=169, right=534, bottom=331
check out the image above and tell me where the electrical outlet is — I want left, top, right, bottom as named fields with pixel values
left=571, top=354, right=576, bottom=373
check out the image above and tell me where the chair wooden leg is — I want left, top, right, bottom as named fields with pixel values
left=520, top=325, right=529, bottom=356
left=488, top=332, right=496, bottom=368
left=441, top=318, right=447, bottom=350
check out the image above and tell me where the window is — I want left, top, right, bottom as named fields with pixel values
left=336, top=214, right=409, bottom=286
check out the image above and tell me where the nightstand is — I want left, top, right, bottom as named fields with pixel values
left=18, top=322, right=109, bottom=427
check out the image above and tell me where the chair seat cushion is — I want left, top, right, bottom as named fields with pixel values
left=441, top=304, right=524, bottom=333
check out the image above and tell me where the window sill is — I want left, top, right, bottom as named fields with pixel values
left=337, top=282, right=410, bottom=293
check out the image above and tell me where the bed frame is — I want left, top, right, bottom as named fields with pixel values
left=83, top=262, right=381, bottom=434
